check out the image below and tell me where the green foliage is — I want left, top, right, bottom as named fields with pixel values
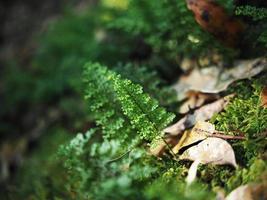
left=211, top=80, right=267, bottom=161
left=114, top=63, right=177, bottom=107
left=109, top=0, right=232, bottom=60
left=235, top=5, right=267, bottom=51
left=83, top=62, right=176, bottom=145
left=200, top=78, right=267, bottom=195
left=57, top=129, right=158, bottom=200
left=83, top=62, right=132, bottom=144
left=226, top=158, right=267, bottom=192
left=259, top=29, right=267, bottom=48
left=4, top=129, right=72, bottom=200
left=145, top=179, right=215, bottom=200
left=236, top=6, right=267, bottom=21
left=3, top=0, right=267, bottom=199
left=112, top=73, right=175, bottom=140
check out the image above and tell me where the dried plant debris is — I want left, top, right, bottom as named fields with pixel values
left=174, top=58, right=267, bottom=98
left=149, top=136, right=179, bottom=157
left=180, top=137, right=237, bottom=167
left=164, top=94, right=234, bottom=136
left=186, top=0, right=245, bottom=47
left=172, top=121, right=214, bottom=154
left=182, top=137, right=238, bottom=184
left=260, top=86, right=267, bottom=108
left=225, top=183, right=267, bottom=200
left=186, top=159, right=201, bottom=184
left=179, top=91, right=219, bottom=114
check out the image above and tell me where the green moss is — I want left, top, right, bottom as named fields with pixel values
left=3, top=0, right=267, bottom=199
left=207, top=77, right=267, bottom=193
left=145, top=179, right=215, bottom=200
left=226, top=158, right=267, bottom=192
left=211, top=78, right=267, bottom=162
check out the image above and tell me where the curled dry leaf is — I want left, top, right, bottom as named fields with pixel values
left=172, top=121, right=215, bottom=154
left=226, top=183, right=267, bottom=200
left=180, top=137, right=237, bottom=168
left=164, top=94, right=234, bottom=136
left=174, top=58, right=267, bottom=98
left=186, top=159, right=200, bottom=184
left=179, top=91, right=219, bottom=114
left=260, top=86, right=267, bottom=108
left=149, top=136, right=179, bottom=157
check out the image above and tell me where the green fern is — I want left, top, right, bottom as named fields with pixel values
left=111, top=74, right=175, bottom=141
left=108, top=0, right=234, bottom=60
left=83, top=63, right=134, bottom=145
left=236, top=6, right=267, bottom=21
left=84, top=62, right=175, bottom=143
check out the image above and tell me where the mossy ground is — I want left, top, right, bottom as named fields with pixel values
left=1, top=0, right=267, bottom=199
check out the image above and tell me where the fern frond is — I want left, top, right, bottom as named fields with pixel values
left=236, top=6, right=267, bottom=21
left=111, top=74, right=175, bottom=141
left=84, top=62, right=175, bottom=142
left=83, top=63, right=134, bottom=143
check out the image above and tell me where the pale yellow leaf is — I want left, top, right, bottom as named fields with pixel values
left=186, top=159, right=200, bottom=184
left=172, top=121, right=214, bottom=154
left=180, top=137, right=237, bottom=168
left=164, top=94, right=234, bottom=136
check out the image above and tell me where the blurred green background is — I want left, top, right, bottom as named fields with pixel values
left=0, top=0, right=266, bottom=199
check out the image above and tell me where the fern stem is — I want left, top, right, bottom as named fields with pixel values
left=105, top=149, right=133, bottom=164
left=160, top=136, right=178, bottom=160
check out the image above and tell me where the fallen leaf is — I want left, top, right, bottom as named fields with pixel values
left=226, top=183, right=267, bottom=200
left=149, top=136, right=179, bottom=157
left=180, top=57, right=197, bottom=72
left=186, top=159, right=201, bottom=184
left=179, top=91, right=219, bottom=114
left=172, top=121, right=215, bottom=154
left=260, top=86, right=267, bottom=108
left=186, top=0, right=245, bottom=47
left=180, top=137, right=237, bottom=168
left=164, top=94, right=234, bottom=136
left=174, top=58, right=267, bottom=98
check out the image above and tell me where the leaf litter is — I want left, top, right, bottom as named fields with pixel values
left=180, top=137, right=238, bottom=184
left=260, top=85, right=267, bottom=108
left=173, top=58, right=266, bottom=98
left=164, top=94, right=234, bottom=136
left=225, top=183, right=267, bottom=200
left=151, top=58, right=266, bottom=186
left=172, top=121, right=215, bottom=154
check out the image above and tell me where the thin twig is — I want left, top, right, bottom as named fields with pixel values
left=105, top=149, right=133, bottom=164
left=161, top=136, right=178, bottom=160
left=211, top=133, right=245, bottom=140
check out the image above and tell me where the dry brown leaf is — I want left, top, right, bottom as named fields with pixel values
left=174, top=58, right=267, bottom=99
left=261, top=86, right=267, bottom=108
left=172, top=121, right=214, bottom=154
left=180, top=57, right=197, bottom=72
left=179, top=91, right=219, bottom=114
left=149, top=136, right=179, bottom=157
left=226, top=183, right=267, bottom=200
left=180, top=137, right=237, bottom=168
left=164, top=94, right=234, bottom=136
left=186, top=0, right=245, bottom=47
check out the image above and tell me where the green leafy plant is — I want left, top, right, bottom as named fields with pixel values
left=236, top=6, right=267, bottom=21
left=83, top=62, right=176, bottom=146
left=3, top=1, right=267, bottom=199
left=111, top=73, right=175, bottom=140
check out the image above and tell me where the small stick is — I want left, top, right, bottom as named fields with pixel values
left=161, top=136, right=178, bottom=160
left=211, top=133, right=245, bottom=140
left=105, top=149, right=133, bottom=164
